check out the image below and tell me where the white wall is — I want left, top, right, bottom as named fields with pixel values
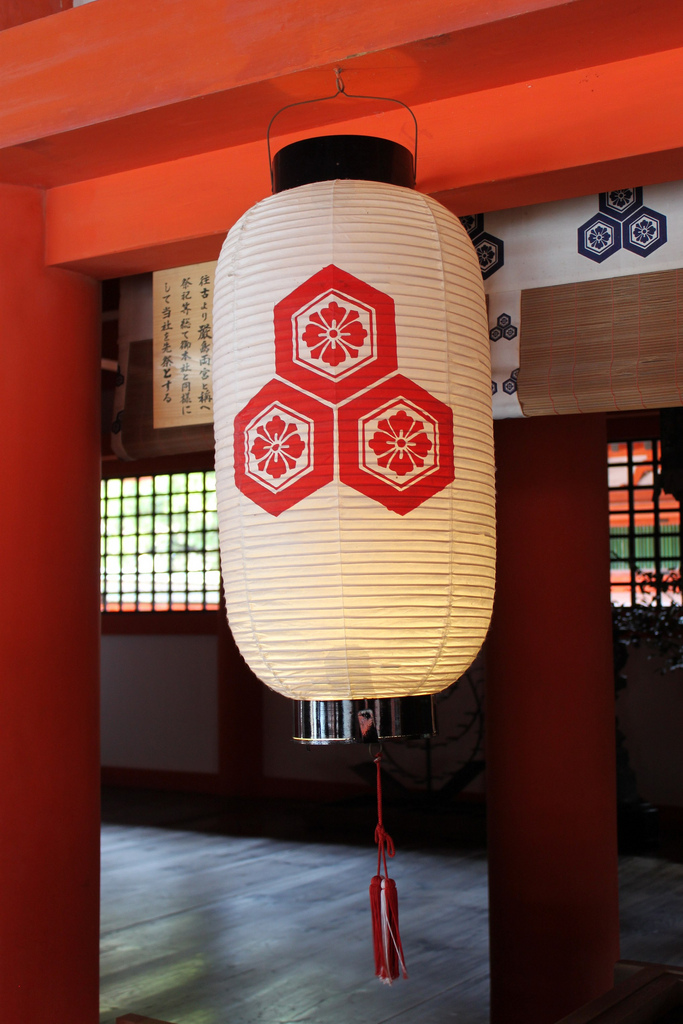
left=101, top=634, right=218, bottom=773
left=101, top=630, right=484, bottom=792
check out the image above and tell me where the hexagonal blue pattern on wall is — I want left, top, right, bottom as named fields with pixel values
left=475, top=232, right=505, bottom=280
left=578, top=213, right=621, bottom=263
left=502, top=371, right=519, bottom=395
left=599, top=187, right=643, bottom=221
left=460, top=213, right=485, bottom=240
left=623, top=207, right=668, bottom=257
left=460, top=214, right=505, bottom=280
left=578, top=187, right=667, bottom=263
left=489, top=312, right=518, bottom=342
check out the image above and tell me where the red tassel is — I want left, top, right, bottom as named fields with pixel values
left=370, top=874, right=407, bottom=983
left=370, top=752, right=407, bottom=984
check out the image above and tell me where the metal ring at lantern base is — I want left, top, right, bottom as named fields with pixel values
left=294, top=695, right=436, bottom=745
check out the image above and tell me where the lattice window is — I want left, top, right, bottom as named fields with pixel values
left=101, top=471, right=220, bottom=612
left=608, top=440, right=680, bottom=606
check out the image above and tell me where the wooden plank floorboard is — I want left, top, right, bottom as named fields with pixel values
left=100, top=819, right=490, bottom=1024
left=619, top=856, right=683, bottom=966
left=101, top=790, right=683, bottom=1024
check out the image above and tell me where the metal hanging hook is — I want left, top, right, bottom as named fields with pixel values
left=266, top=67, right=418, bottom=191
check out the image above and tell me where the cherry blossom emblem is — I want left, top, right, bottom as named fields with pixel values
left=235, top=269, right=454, bottom=517
left=366, top=407, right=436, bottom=485
left=245, top=404, right=312, bottom=491
left=299, top=296, right=370, bottom=372
left=234, top=380, right=334, bottom=516
left=274, top=265, right=397, bottom=403
left=339, top=375, right=454, bottom=516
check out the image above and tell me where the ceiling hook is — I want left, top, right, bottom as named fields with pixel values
left=267, top=68, right=418, bottom=191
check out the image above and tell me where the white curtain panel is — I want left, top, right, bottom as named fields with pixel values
left=213, top=179, right=495, bottom=700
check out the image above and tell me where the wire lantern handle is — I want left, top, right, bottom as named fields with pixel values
left=266, top=68, right=418, bottom=192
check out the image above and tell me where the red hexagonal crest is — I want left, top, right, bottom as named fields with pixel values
left=338, top=375, right=454, bottom=515
left=274, top=265, right=397, bottom=404
left=234, top=380, right=334, bottom=516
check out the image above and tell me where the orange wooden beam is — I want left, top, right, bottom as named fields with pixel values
left=432, top=149, right=683, bottom=222
left=0, top=0, right=572, bottom=148
left=2, top=0, right=683, bottom=188
left=46, top=46, right=683, bottom=278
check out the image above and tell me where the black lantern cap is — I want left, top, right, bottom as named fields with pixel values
left=272, top=135, right=415, bottom=193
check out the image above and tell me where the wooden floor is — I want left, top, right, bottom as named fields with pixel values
left=100, top=788, right=683, bottom=1024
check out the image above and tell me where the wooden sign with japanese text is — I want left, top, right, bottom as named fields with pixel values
left=153, top=261, right=216, bottom=428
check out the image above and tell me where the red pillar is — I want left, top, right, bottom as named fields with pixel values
left=0, top=0, right=65, bottom=32
left=0, top=184, right=100, bottom=1022
left=487, top=413, right=619, bottom=1024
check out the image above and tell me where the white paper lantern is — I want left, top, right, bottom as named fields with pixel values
left=212, top=166, right=495, bottom=710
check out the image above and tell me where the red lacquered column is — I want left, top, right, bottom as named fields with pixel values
left=0, top=184, right=100, bottom=1022
left=487, top=413, right=619, bottom=1024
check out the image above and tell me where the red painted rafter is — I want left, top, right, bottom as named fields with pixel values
left=45, top=45, right=683, bottom=277
left=1, top=0, right=683, bottom=188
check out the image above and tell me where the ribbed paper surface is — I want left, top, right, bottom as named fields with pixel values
left=212, top=180, right=495, bottom=700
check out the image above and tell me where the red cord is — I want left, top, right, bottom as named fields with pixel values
left=370, top=750, right=407, bottom=982
left=374, top=751, right=396, bottom=877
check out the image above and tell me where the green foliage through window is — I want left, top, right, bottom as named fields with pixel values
left=101, top=471, right=220, bottom=612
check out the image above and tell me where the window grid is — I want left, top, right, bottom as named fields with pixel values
left=101, top=471, right=220, bottom=612
left=608, top=439, right=681, bottom=606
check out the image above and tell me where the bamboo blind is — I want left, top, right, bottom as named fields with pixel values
left=519, top=269, right=683, bottom=416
